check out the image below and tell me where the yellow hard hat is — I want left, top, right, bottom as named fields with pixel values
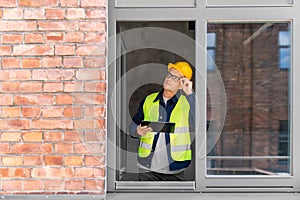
left=168, top=61, right=193, bottom=80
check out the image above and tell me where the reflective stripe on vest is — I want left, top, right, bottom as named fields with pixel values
left=138, top=92, right=192, bottom=161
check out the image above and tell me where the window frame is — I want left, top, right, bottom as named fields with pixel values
left=107, top=0, right=300, bottom=193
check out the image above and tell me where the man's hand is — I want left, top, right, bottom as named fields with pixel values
left=180, top=78, right=193, bottom=95
left=136, top=124, right=152, bottom=136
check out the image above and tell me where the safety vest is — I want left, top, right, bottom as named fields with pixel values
left=138, top=92, right=192, bottom=162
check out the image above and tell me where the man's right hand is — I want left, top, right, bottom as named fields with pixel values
left=136, top=124, right=153, bottom=136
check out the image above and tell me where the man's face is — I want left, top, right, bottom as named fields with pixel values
left=163, top=67, right=183, bottom=94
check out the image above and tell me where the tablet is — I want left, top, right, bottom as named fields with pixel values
left=141, top=121, right=175, bottom=133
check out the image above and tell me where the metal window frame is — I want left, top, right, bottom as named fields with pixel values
left=206, top=0, right=294, bottom=7
left=107, top=0, right=300, bottom=193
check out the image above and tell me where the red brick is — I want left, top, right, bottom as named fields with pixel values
left=12, top=144, right=52, bottom=154
left=45, top=156, right=63, bottom=166
left=74, top=119, right=95, bottom=129
left=85, top=180, right=104, bottom=190
left=35, top=168, right=73, bottom=178
left=45, top=9, right=64, bottom=19
left=84, top=106, right=106, bottom=118
left=22, top=58, right=41, bottom=68
left=22, top=131, right=43, bottom=142
left=63, top=57, right=83, bottom=68
left=2, top=34, right=22, bottom=43
left=2, top=57, right=20, bottom=69
left=85, top=131, right=105, bottom=142
left=74, top=167, right=105, bottom=178
left=63, top=106, right=82, bottom=118
left=2, top=180, right=22, bottom=191
left=43, top=56, right=62, bottom=68
left=0, top=168, right=9, bottom=178
left=84, top=57, right=106, bottom=68
left=66, top=8, right=85, bottom=19
left=0, top=21, right=36, bottom=31
left=32, top=69, right=74, bottom=80
left=3, top=8, right=22, bottom=19
left=24, top=33, right=44, bottom=43
left=38, top=22, right=76, bottom=31
left=65, top=156, right=83, bottom=166
left=2, top=107, right=21, bottom=117
left=0, top=46, right=12, bottom=55
left=65, top=180, right=84, bottom=190
left=64, top=82, right=83, bottom=92
left=23, top=156, right=43, bottom=166
left=76, top=45, right=105, bottom=56
left=13, top=45, right=54, bottom=56
left=76, top=69, right=105, bottom=80
left=85, top=32, right=106, bottom=43
left=0, top=70, right=31, bottom=80
left=85, top=82, right=106, bottom=92
left=43, top=82, right=63, bottom=92
left=24, top=9, right=44, bottom=19
left=44, top=131, right=63, bottom=142
left=65, top=32, right=84, bottom=43
left=14, top=94, right=53, bottom=105
left=20, top=0, right=58, bottom=7
left=1, top=132, right=21, bottom=141
left=54, top=143, right=73, bottom=154
left=79, top=21, right=105, bottom=31
left=0, top=143, right=11, bottom=153
left=8, top=168, right=31, bottom=178
left=81, top=0, right=106, bottom=7
left=44, top=180, right=63, bottom=190
left=31, top=119, right=73, bottom=129
left=46, top=32, right=64, bottom=43
left=1, top=82, right=20, bottom=92
left=20, top=82, right=43, bottom=93
left=22, top=107, right=41, bottom=117
left=74, top=143, right=104, bottom=154
left=60, top=0, right=78, bottom=7
left=23, top=180, right=43, bottom=190
left=73, top=94, right=105, bottom=104
left=97, top=119, right=105, bottom=129
left=55, top=44, right=75, bottom=55
left=0, top=119, right=30, bottom=130
left=31, top=168, right=46, bottom=178
left=56, top=94, right=73, bottom=104
left=84, top=155, right=104, bottom=166
left=42, top=107, right=63, bottom=118
left=0, top=94, right=13, bottom=105
left=86, top=9, right=106, bottom=19
left=0, top=0, right=17, bottom=7
left=2, top=156, right=23, bottom=166
left=64, top=131, right=81, bottom=142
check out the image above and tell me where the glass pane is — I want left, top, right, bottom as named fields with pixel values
left=207, top=33, right=216, bottom=47
left=206, top=22, right=291, bottom=176
left=279, top=48, right=291, bottom=69
left=279, top=31, right=290, bottom=46
left=207, top=49, right=216, bottom=70
left=116, top=21, right=196, bottom=182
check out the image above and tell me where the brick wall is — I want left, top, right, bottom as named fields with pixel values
left=0, top=0, right=107, bottom=195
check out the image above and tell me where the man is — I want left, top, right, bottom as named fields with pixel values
left=129, top=61, right=195, bottom=181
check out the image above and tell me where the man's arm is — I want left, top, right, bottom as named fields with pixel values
left=128, top=98, right=145, bottom=138
left=186, top=93, right=195, bottom=132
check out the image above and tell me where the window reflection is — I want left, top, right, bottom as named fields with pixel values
left=207, top=23, right=291, bottom=176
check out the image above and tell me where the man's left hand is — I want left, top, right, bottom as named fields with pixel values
left=180, top=78, right=193, bottom=95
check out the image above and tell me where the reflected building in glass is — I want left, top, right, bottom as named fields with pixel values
left=207, top=23, right=291, bottom=175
